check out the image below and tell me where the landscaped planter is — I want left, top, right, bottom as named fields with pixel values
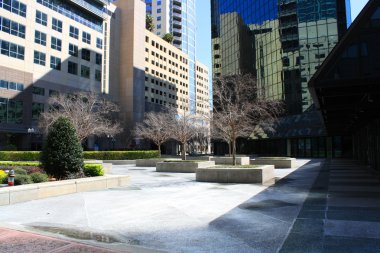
left=210, top=156, right=250, bottom=165
left=250, top=157, right=296, bottom=168
left=103, top=160, right=136, bottom=165
left=136, top=158, right=181, bottom=167
left=156, top=161, right=215, bottom=173
left=196, top=165, right=274, bottom=184
left=0, top=175, right=130, bottom=206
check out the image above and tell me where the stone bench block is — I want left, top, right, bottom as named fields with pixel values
left=251, top=158, right=296, bottom=168
left=196, top=165, right=275, bottom=184
left=211, top=156, right=250, bottom=165
left=156, top=161, right=215, bottom=173
left=136, top=158, right=181, bottom=167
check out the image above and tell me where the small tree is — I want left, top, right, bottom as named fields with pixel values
left=169, top=109, right=199, bottom=160
left=134, top=111, right=173, bottom=157
left=162, top=33, right=174, bottom=43
left=212, top=74, right=283, bottom=165
left=39, top=92, right=121, bottom=143
left=146, top=15, right=154, bottom=32
left=40, top=117, right=84, bottom=180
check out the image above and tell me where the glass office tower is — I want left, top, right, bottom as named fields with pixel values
left=211, top=0, right=351, bottom=157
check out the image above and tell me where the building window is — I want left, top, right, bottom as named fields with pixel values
left=51, top=36, right=61, bottom=51
left=157, top=24, right=161, bottom=29
left=34, top=50, right=46, bottom=66
left=0, top=17, right=25, bottom=38
left=157, top=8, right=161, bottom=13
left=69, top=25, right=79, bottom=39
left=0, top=80, right=23, bottom=91
left=32, top=86, right=45, bottom=96
left=0, top=39, right=24, bottom=59
left=69, top=43, right=78, bottom=57
left=81, top=48, right=91, bottom=61
left=95, top=53, right=102, bottom=65
left=0, top=0, right=27, bottom=17
left=96, top=37, right=102, bottom=49
left=52, top=18, right=62, bottom=32
left=32, top=102, right=44, bottom=123
left=95, top=69, right=101, bottom=82
left=34, top=30, right=46, bottom=45
left=50, top=56, right=61, bottom=70
left=7, top=99, right=23, bottom=124
left=68, top=61, right=78, bottom=75
left=82, top=31, right=91, bottom=44
left=81, top=65, right=90, bottom=79
left=36, top=10, right=47, bottom=26
left=157, top=16, right=161, bottom=21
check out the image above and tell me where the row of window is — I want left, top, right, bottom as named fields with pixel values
left=0, top=16, right=25, bottom=38
left=145, top=96, right=189, bottom=111
left=0, top=79, right=23, bottom=91
left=0, top=97, right=23, bottom=124
left=146, top=36, right=188, bottom=64
left=35, top=10, right=102, bottom=48
left=0, top=0, right=26, bottom=17
left=0, top=39, right=24, bottom=60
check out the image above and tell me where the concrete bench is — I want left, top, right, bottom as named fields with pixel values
left=250, top=157, right=296, bottom=168
left=136, top=158, right=181, bottom=167
left=196, top=165, right=274, bottom=184
left=156, top=161, right=215, bottom=173
left=211, top=156, right=250, bottom=165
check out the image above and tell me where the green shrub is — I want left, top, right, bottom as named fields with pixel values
left=84, top=151, right=160, bottom=160
left=0, top=151, right=40, bottom=161
left=0, top=161, right=40, bottom=167
left=14, top=174, right=33, bottom=185
left=84, top=164, right=104, bottom=177
left=40, top=117, right=84, bottom=180
left=13, top=168, right=27, bottom=175
left=30, top=173, right=49, bottom=183
left=0, top=170, right=7, bottom=183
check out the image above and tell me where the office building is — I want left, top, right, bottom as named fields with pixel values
left=0, top=0, right=116, bottom=149
left=309, top=0, right=380, bottom=169
left=211, top=0, right=351, bottom=157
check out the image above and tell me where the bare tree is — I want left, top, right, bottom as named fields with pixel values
left=212, top=74, right=283, bottom=165
left=134, top=111, right=173, bottom=157
left=169, top=108, right=200, bottom=160
left=39, top=92, right=121, bottom=142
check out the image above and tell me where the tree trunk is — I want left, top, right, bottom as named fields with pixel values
left=228, top=141, right=232, bottom=157
left=181, top=142, right=187, bottom=160
left=158, top=144, right=161, bottom=158
left=232, top=139, right=237, bottom=166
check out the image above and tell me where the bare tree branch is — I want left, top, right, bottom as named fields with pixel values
left=39, top=92, right=122, bottom=142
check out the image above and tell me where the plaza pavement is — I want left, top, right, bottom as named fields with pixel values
left=0, top=159, right=379, bottom=252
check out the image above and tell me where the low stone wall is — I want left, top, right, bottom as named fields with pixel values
left=136, top=158, right=181, bottom=167
left=156, top=161, right=215, bottom=173
left=211, top=156, right=250, bottom=165
left=0, top=175, right=130, bottom=206
left=250, top=158, right=296, bottom=168
left=104, top=160, right=136, bottom=165
left=196, top=165, right=274, bottom=184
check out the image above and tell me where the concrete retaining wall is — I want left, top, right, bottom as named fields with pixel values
left=251, top=158, right=296, bottom=168
left=0, top=175, right=130, bottom=206
left=196, top=165, right=274, bottom=184
left=104, top=160, right=136, bottom=165
left=156, top=161, right=215, bottom=173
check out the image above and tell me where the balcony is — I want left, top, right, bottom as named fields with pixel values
left=69, top=0, right=107, bottom=19
left=173, top=0, right=181, bottom=6
left=173, top=12, right=182, bottom=21
left=173, top=5, right=181, bottom=14
left=173, top=21, right=182, bottom=29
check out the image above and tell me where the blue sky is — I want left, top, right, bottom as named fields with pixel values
left=195, top=0, right=370, bottom=76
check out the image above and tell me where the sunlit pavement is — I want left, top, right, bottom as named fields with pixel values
left=4, top=159, right=378, bottom=253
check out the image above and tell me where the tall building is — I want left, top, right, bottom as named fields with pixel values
left=0, top=0, right=115, bottom=149
left=211, top=0, right=351, bottom=158
left=145, top=0, right=199, bottom=114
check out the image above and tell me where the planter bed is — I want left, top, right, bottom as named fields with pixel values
left=196, top=165, right=274, bottom=184
left=103, top=160, right=136, bottom=165
left=250, top=157, right=296, bottom=168
left=210, top=156, right=250, bottom=165
left=136, top=158, right=181, bottom=167
left=0, top=174, right=130, bottom=206
left=156, top=161, right=215, bottom=173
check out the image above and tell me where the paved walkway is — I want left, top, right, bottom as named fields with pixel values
left=0, top=227, right=123, bottom=253
left=0, top=159, right=380, bottom=252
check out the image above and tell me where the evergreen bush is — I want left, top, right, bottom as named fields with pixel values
left=30, top=173, right=49, bottom=183
left=40, top=117, right=84, bottom=180
left=83, top=164, right=104, bottom=177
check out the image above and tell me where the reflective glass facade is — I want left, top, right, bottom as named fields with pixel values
left=211, top=0, right=351, bottom=114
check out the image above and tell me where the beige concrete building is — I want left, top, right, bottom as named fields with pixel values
left=0, top=0, right=115, bottom=149
left=195, top=61, right=210, bottom=115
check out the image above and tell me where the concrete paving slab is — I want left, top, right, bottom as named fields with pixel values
left=325, top=220, right=380, bottom=240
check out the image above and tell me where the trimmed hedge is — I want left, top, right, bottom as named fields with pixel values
left=83, top=151, right=160, bottom=160
left=83, top=164, right=104, bottom=177
left=0, top=151, right=40, bottom=161
left=0, top=151, right=159, bottom=161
